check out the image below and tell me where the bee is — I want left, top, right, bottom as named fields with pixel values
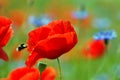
left=16, top=43, right=27, bottom=51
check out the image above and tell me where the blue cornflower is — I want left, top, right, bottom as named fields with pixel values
left=93, top=30, right=117, bottom=45
left=72, top=10, right=88, bottom=19
left=93, top=30, right=117, bottom=40
left=28, top=15, right=53, bottom=27
left=92, top=17, right=111, bottom=29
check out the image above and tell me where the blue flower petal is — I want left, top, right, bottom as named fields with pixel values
left=28, top=15, right=53, bottom=27
left=93, top=30, right=117, bottom=40
left=72, top=10, right=88, bottom=19
left=28, top=16, right=36, bottom=25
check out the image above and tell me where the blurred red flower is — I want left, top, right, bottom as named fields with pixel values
left=9, top=10, right=26, bottom=28
left=1, top=66, right=56, bottom=80
left=0, top=16, right=13, bottom=61
left=82, top=39, right=106, bottom=59
left=0, top=0, right=8, bottom=8
left=26, top=20, right=78, bottom=67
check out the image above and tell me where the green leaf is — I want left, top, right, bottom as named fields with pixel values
left=38, top=62, right=47, bottom=73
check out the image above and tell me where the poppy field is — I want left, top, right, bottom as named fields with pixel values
left=0, top=0, right=120, bottom=80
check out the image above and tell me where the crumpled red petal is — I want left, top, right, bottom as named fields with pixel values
left=0, top=16, right=13, bottom=47
left=0, top=16, right=12, bottom=27
left=0, top=48, right=9, bottom=61
left=20, top=69, right=40, bottom=80
left=27, top=27, right=51, bottom=52
left=48, top=20, right=75, bottom=34
left=0, top=26, right=13, bottom=47
left=25, top=51, right=43, bottom=67
left=26, top=32, right=77, bottom=67
left=27, top=20, right=76, bottom=52
left=0, top=16, right=13, bottom=61
left=26, top=36, right=67, bottom=67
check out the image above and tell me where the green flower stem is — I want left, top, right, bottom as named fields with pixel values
left=87, top=58, right=91, bottom=80
left=57, top=58, right=62, bottom=80
left=95, top=47, right=108, bottom=74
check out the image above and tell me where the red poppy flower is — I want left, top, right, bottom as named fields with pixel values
left=82, top=39, right=106, bottom=59
left=26, top=20, right=78, bottom=67
left=1, top=66, right=56, bottom=80
left=7, top=66, right=40, bottom=80
left=0, top=16, right=13, bottom=61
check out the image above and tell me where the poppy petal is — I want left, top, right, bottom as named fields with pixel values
left=48, top=20, right=75, bottom=34
left=0, top=26, right=10, bottom=47
left=63, top=32, right=78, bottom=51
left=41, top=67, right=56, bottom=80
left=27, top=27, right=51, bottom=52
left=35, top=35, right=67, bottom=58
left=0, top=48, right=8, bottom=61
left=0, top=16, right=12, bottom=27
left=25, top=51, right=43, bottom=67
left=0, top=26, right=13, bottom=47
left=20, top=68, right=40, bottom=80
left=26, top=32, right=77, bottom=67
left=8, top=66, right=40, bottom=80
left=0, top=16, right=13, bottom=47
left=26, top=36, right=67, bottom=67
